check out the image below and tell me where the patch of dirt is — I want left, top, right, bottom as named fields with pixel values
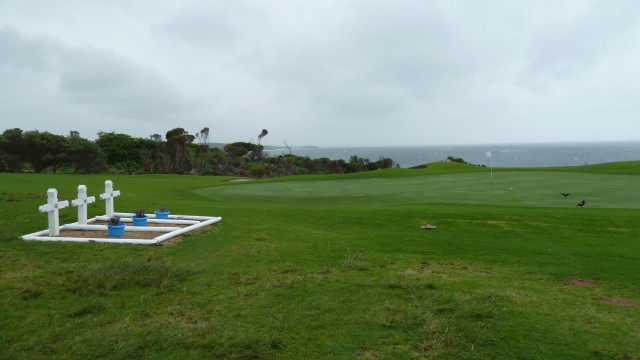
left=55, top=230, right=188, bottom=246
left=596, top=297, right=638, bottom=307
left=227, top=178, right=254, bottom=182
left=567, top=278, right=600, bottom=286
left=356, top=348, right=379, bottom=359
left=40, top=218, right=217, bottom=246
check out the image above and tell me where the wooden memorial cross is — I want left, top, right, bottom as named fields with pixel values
left=71, top=185, right=96, bottom=225
left=99, top=180, right=120, bottom=217
left=38, top=189, right=70, bottom=236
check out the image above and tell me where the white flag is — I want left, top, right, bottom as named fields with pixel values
left=485, top=151, right=492, bottom=158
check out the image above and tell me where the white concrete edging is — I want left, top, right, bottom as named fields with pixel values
left=22, top=215, right=222, bottom=245
left=22, top=181, right=222, bottom=245
left=62, top=224, right=182, bottom=232
left=152, top=217, right=222, bottom=244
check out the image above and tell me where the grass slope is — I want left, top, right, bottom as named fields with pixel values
left=1, top=163, right=639, bottom=359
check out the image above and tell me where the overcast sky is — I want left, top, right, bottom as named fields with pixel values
left=1, top=1, right=639, bottom=147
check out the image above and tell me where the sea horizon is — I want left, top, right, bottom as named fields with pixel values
left=264, top=140, right=640, bottom=169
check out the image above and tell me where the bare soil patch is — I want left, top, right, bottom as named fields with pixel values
left=596, top=297, right=638, bottom=307
left=567, top=278, right=600, bottom=286
left=55, top=225, right=213, bottom=245
left=56, top=229, right=186, bottom=246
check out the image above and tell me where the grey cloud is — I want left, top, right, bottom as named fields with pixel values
left=1, top=1, right=639, bottom=146
left=0, top=27, right=207, bottom=127
left=57, top=46, right=197, bottom=120
left=0, top=26, right=55, bottom=71
left=237, top=2, right=511, bottom=116
left=153, top=1, right=269, bottom=52
left=522, top=1, right=640, bottom=89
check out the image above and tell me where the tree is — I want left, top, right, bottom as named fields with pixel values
left=67, top=136, right=107, bottom=173
left=42, top=152, right=70, bottom=173
left=0, top=126, right=400, bottom=177
left=253, top=129, right=269, bottom=160
left=0, top=128, right=24, bottom=171
left=257, top=129, right=268, bottom=145
left=95, top=132, right=141, bottom=166
left=283, top=140, right=293, bottom=155
left=194, top=127, right=211, bottom=174
left=195, top=127, right=210, bottom=147
left=224, top=142, right=254, bottom=157
left=164, top=128, right=194, bottom=173
left=136, top=137, right=161, bottom=173
left=22, top=130, right=69, bottom=172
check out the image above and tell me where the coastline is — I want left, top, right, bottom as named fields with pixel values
left=264, top=141, right=640, bottom=168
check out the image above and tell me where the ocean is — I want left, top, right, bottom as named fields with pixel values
left=264, top=141, right=640, bottom=168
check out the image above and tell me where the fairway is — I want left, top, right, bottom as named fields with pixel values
left=199, top=170, right=640, bottom=209
left=1, top=164, right=639, bottom=359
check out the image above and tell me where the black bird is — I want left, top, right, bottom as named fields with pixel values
left=576, top=200, right=586, bottom=207
left=561, top=192, right=570, bottom=198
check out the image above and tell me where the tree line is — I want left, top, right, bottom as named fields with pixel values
left=0, top=127, right=397, bottom=177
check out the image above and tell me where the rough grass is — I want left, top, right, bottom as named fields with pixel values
left=64, top=253, right=196, bottom=296
left=1, top=163, right=639, bottom=359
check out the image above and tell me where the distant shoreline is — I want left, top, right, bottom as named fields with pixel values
left=207, top=142, right=318, bottom=151
left=264, top=141, right=640, bottom=168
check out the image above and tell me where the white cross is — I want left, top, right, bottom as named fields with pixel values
left=71, top=185, right=96, bottom=225
left=99, top=180, right=120, bottom=217
left=38, top=188, right=70, bottom=236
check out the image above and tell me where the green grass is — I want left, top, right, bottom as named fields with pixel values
left=1, top=162, right=639, bottom=359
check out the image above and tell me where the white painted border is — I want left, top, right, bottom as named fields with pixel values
left=21, top=214, right=222, bottom=245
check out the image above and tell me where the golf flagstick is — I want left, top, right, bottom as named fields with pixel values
left=486, top=151, right=493, bottom=183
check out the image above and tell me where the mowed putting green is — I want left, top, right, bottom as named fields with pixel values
left=1, top=162, right=639, bottom=359
left=198, top=168, right=640, bottom=209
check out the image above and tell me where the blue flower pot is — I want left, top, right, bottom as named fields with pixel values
left=132, top=216, right=148, bottom=226
left=107, top=223, right=126, bottom=238
left=155, top=210, right=170, bottom=219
